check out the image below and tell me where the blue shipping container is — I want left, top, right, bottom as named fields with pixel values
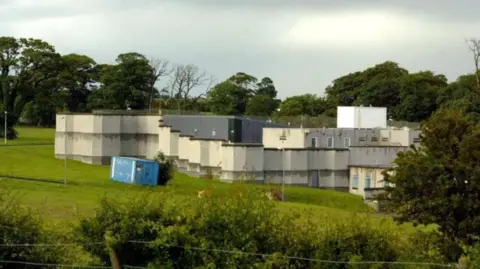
left=110, top=156, right=160, bottom=186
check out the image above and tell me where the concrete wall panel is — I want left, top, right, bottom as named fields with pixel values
left=170, top=132, right=179, bottom=157
left=178, top=136, right=191, bottom=161
left=285, top=150, right=308, bottom=171
left=263, top=149, right=282, bottom=171
left=263, top=128, right=305, bottom=149
left=158, top=126, right=171, bottom=156
left=189, top=140, right=201, bottom=164
left=220, top=146, right=234, bottom=171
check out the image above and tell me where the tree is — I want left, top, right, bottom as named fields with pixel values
left=383, top=109, right=480, bottom=245
left=147, top=58, right=170, bottom=112
left=358, top=78, right=401, bottom=117
left=60, top=54, right=97, bottom=112
left=325, top=61, right=408, bottom=110
left=88, top=52, right=153, bottom=110
left=393, top=71, right=447, bottom=122
left=466, top=38, right=480, bottom=90
left=277, top=94, right=330, bottom=117
left=256, top=77, right=277, bottom=98
left=0, top=37, right=61, bottom=136
left=168, top=64, right=207, bottom=112
left=207, top=72, right=264, bottom=115
left=245, top=95, right=280, bottom=116
left=207, top=80, right=248, bottom=115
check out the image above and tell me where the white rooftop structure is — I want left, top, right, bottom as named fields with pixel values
left=337, top=106, right=387, bottom=129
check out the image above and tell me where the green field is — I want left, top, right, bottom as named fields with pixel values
left=0, top=127, right=423, bottom=233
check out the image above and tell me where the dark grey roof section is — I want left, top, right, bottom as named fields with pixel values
left=348, top=164, right=393, bottom=169
left=162, top=114, right=288, bottom=143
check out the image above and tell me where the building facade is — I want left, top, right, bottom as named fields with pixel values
left=163, top=115, right=286, bottom=143
left=263, top=127, right=420, bottom=149
left=54, top=107, right=418, bottom=195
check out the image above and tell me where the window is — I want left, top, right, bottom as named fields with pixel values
left=327, top=137, right=334, bottom=148
left=381, top=137, right=389, bottom=142
left=359, top=136, right=366, bottom=142
left=310, top=137, right=318, bottom=148
left=352, top=175, right=359, bottom=188
left=365, top=175, right=371, bottom=189
left=343, top=137, right=351, bottom=148
left=371, top=136, right=378, bottom=142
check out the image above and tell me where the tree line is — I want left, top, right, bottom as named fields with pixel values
left=1, top=36, right=480, bottom=137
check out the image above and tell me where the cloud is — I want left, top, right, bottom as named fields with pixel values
left=1, top=0, right=479, bottom=98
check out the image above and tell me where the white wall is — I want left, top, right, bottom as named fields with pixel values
left=263, top=128, right=306, bottom=149
left=178, top=136, right=192, bottom=160
left=349, top=146, right=407, bottom=167
left=337, top=107, right=355, bottom=129
left=337, top=106, right=387, bottom=129
left=55, top=113, right=161, bottom=164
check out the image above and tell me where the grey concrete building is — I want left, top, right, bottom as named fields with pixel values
left=163, top=115, right=286, bottom=143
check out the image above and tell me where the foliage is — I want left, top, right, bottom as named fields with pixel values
left=393, top=71, right=447, bottom=122
left=208, top=72, right=279, bottom=116
left=154, top=151, right=176, bottom=186
left=76, top=187, right=451, bottom=268
left=276, top=94, right=331, bottom=117
left=382, top=109, right=480, bottom=245
left=462, top=243, right=480, bottom=268
left=88, top=53, right=154, bottom=110
left=0, top=189, right=64, bottom=268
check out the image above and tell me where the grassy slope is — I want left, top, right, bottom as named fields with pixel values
left=0, top=127, right=426, bottom=233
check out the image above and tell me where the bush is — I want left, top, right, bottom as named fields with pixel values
left=154, top=151, right=175, bottom=185
left=0, top=189, right=64, bottom=268
left=76, top=186, right=452, bottom=268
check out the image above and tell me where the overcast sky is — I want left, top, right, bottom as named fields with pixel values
left=1, top=0, right=479, bottom=98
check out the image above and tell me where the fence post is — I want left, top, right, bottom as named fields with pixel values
left=105, top=231, right=122, bottom=269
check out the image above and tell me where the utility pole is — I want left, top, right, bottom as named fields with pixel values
left=279, top=134, right=287, bottom=202
left=63, top=116, right=68, bottom=185
left=4, top=111, right=7, bottom=145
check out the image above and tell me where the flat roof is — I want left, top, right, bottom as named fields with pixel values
left=348, top=164, right=393, bottom=169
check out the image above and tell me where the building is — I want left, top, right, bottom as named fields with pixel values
left=337, top=106, right=387, bottom=129
left=54, top=106, right=419, bottom=193
left=263, top=127, right=420, bottom=149
left=55, top=112, right=159, bottom=165
left=348, top=144, right=408, bottom=199
left=163, top=115, right=286, bottom=143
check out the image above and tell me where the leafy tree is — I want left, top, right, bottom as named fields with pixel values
left=277, top=94, right=330, bottom=117
left=60, top=54, right=97, bottom=112
left=358, top=78, right=401, bottom=117
left=88, top=52, right=153, bottom=110
left=0, top=37, right=61, bottom=135
left=325, top=61, right=407, bottom=110
left=207, top=72, right=267, bottom=115
left=245, top=94, right=280, bottom=116
left=256, top=77, right=276, bottom=98
left=438, top=74, right=480, bottom=122
left=393, top=71, right=447, bottom=122
left=207, top=80, right=249, bottom=115
left=383, top=109, right=480, bottom=245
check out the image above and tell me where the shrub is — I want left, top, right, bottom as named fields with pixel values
left=154, top=151, right=175, bottom=185
left=0, top=189, right=63, bottom=268
left=75, top=192, right=183, bottom=267
left=77, top=186, right=452, bottom=268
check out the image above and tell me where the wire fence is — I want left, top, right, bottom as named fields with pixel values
left=0, top=240, right=457, bottom=268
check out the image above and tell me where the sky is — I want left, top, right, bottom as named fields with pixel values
left=1, top=0, right=480, bottom=98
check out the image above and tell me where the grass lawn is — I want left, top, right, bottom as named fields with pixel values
left=0, top=127, right=425, bottom=233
